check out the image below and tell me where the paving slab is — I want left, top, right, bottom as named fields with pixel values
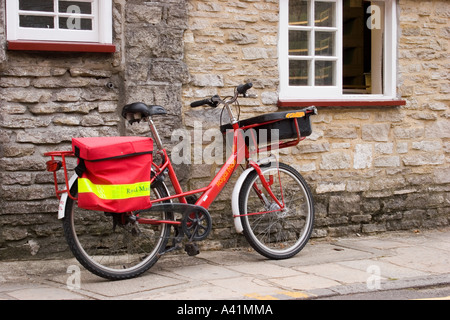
left=294, top=263, right=381, bottom=284
left=337, top=259, right=429, bottom=279
left=7, top=287, right=87, bottom=300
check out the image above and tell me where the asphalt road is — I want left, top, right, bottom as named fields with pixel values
left=316, top=284, right=450, bottom=300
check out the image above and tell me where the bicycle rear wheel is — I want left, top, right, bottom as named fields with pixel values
left=239, top=162, right=314, bottom=259
left=62, top=180, right=173, bottom=280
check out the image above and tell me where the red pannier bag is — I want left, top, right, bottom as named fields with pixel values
left=72, top=137, right=153, bottom=213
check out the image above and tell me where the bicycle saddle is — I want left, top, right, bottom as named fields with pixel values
left=122, top=102, right=167, bottom=124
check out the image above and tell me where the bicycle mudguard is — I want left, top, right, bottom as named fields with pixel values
left=58, top=173, right=78, bottom=219
left=232, top=155, right=279, bottom=233
left=231, top=167, right=254, bottom=234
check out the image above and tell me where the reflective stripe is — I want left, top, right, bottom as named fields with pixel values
left=78, top=178, right=150, bottom=200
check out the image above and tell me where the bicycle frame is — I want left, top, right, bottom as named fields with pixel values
left=145, top=90, right=308, bottom=213
left=141, top=122, right=302, bottom=229
left=45, top=89, right=310, bottom=226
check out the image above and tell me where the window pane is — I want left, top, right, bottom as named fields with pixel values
left=315, top=31, right=335, bottom=56
left=59, top=1, right=93, bottom=15
left=19, top=15, right=55, bottom=29
left=59, top=17, right=93, bottom=30
left=289, top=0, right=309, bottom=26
left=315, top=2, right=335, bottom=27
left=343, top=0, right=384, bottom=94
left=315, top=61, right=334, bottom=86
left=19, top=0, right=54, bottom=12
left=289, top=30, right=309, bottom=56
left=289, top=60, right=309, bottom=86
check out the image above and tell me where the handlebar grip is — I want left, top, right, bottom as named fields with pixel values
left=237, top=82, right=253, bottom=95
left=190, top=99, right=212, bottom=108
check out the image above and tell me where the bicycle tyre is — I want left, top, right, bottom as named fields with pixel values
left=62, top=179, right=173, bottom=280
left=239, top=162, right=314, bottom=260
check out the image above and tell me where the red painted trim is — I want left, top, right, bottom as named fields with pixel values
left=278, top=99, right=406, bottom=107
left=7, top=40, right=116, bottom=53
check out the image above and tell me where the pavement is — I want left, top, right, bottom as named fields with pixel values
left=0, top=227, right=449, bottom=301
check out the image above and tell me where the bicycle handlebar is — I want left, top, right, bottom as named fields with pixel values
left=190, top=83, right=253, bottom=108
left=190, top=94, right=221, bottom=108
left=190, top=99, right=214, bottom=108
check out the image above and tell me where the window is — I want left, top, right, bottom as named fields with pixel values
left=6, top=0, right=113, bottom=51
left=279, top=0, right=398, bottom=102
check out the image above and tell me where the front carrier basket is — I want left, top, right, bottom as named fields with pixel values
left=219, top=106, right=316, bottom=151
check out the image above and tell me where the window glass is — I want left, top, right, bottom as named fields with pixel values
left=315, top=60, right=335, bottom=86
left=315, top=2, right=335, bottom=27
left=59, top=17, right=93, bottom=30
left=17, top=0, right=94, bottom=31
left=19, top=0, right=54, bottom=12
left=289, top=30, right=309, bottom=56
left=289, top=60, right=309, bottom=86
left=20, top=16, right=54, bottom=29
left=289, top=0, right=309, bottom=26
left=287, top=0, right=337, bottom=90
left=343, top=0, right=385, bottom=94
left=59, top=1, right=92, bottom=15
left=315, top=31, right=335, bottom=56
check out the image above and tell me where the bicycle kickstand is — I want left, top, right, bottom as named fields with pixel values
left=157, top=226, right=184, bottom=258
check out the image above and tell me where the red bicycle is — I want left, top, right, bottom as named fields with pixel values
left=45, top=83, right=317, bottom=280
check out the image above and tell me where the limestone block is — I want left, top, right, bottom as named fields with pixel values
left=354, top=144, right=373, bottom=169
left=362, top=124, right=390, bottom=142
left=320, top=152, right=351, bottom=170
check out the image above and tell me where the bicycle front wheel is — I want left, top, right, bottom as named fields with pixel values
left=62, top=179, right=174, bottom=280
left=239, top=162, right=314, bottom=260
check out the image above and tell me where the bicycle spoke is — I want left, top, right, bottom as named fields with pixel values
left=240, top=163, right=314, bottom=259
left=63, top=180, right=174, bottom=280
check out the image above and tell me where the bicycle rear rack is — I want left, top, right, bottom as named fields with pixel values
left=44, top=151, right=77, bottom=201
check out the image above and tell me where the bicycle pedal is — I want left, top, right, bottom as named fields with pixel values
left=184, top=243, right=200, bottom=256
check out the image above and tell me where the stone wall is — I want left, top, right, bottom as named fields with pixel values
left=0, top=0, right=122, bottom=258
left=0, top=0, right=189, bottom=259
left=0, top=0, right=448, bottom=260
left=181, top=0, right=449, bottom=246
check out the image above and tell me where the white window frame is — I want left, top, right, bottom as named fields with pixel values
left=6, top=0, right=113, bottom=44
left=279, top=0, right=398, bottom=101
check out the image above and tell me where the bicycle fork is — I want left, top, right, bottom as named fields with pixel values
left=249, top=154, right=285, bottom=207
left=249, top=162, right=284, bottom=211
left=231, top=155, right=284, bottom=233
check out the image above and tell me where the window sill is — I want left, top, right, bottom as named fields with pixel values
left=7, top=40, right=116, bottom=53
left=278, top=99, right=406, bottom=108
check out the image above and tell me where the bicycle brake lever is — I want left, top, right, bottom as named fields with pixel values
left=210, top=95, right=221, bottom=108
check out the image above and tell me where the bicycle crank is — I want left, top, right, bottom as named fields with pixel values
left=181, top=209, right=212, bottom=241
